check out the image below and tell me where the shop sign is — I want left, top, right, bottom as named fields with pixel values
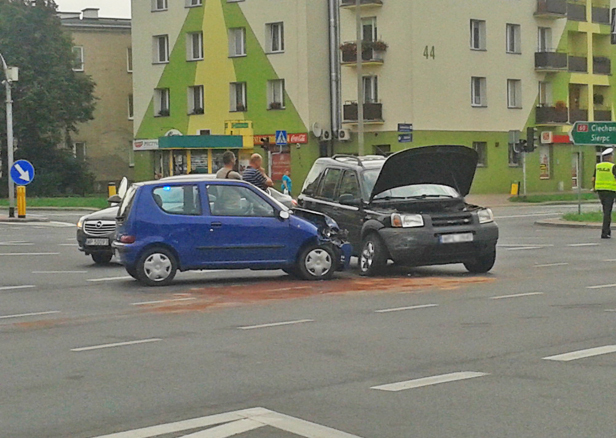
left=133, top=139, right=159, bottom=151
left=253, top=133, right=308, bottom=145
left=539, top=145, right=550, bottom=180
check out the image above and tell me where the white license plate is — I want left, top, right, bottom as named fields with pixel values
left=440, top=233, right=473, bottom=244
left=85, top=238, right=109, bottom=246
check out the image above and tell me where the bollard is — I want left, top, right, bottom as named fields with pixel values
left=510, top=181, right=520, bottom=196
left=108, top=181, right=117, bottom=197
left=16, top=185, right=26, bottom=218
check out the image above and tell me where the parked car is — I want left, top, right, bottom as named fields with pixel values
left=76, top=178, right=128, bottom=264
left=112, top=178, right=351, bottom=286
left=297, top=145, right=499, bottom=275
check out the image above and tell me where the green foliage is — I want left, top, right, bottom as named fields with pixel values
left=0, top=0, right=96, bottom=196
left=562, top=211, right=614, bottom=222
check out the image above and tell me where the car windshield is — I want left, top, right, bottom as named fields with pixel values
left=363, top=169, right=460, bottom=200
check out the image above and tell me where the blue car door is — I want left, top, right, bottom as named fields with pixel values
left=197, top=183, right=292, bottom=266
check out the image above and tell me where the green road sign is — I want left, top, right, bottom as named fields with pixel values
left=570, top=121, right=616, bottom=145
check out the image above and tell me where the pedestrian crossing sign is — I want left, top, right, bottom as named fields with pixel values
left=276, top=130, right=288, bottom=145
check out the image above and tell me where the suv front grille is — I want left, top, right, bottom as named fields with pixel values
left=84, top=220, right=116, bottom=236
left=430, top=212, right=473, bottom=227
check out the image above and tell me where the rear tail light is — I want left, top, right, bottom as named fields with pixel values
left=119, top=235, right=136, bottom=244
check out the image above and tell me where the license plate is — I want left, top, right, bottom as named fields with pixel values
left=440, top=233, right=473, bottom=244
left=85, top=238, right=109, bottom=246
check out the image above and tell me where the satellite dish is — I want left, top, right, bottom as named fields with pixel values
left=311, top=122, right=323, bottom=138
left=165, top=129, right=183, bottom=136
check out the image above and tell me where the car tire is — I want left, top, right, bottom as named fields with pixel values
left=464, top=250, right=496, bottom=274
left=125, top=265, right=139, bottom=280
left=136, top=247, right=178, bottom=286
left=359, top=234, right=387, bottom=276
left=282, top=267, right=300, bottom=278
left=91, top=252, right=113, bottom=265
left=296, top=245, right=335, bottom=281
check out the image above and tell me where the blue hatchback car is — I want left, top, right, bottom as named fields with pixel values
left=112, top=178, right=351, bottom=286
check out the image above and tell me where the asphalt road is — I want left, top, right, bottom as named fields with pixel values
left=2, top=203, right=616, bottom=438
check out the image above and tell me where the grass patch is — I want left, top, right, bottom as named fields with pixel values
left=562, top=211, right=612, bottom=222
left=0, top=196, right=108, bottom=209
left=510, top=193, right=597, bottom=203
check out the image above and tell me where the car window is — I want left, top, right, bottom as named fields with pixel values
left=208, top=185, right=276, bottom=217
left=337, top=170, right=360, bottom=199
left=152, top=185, right=201, bottom=215
left=316, top=168, right=341, bottom=201
left=301, top=163, right=324, bottom=196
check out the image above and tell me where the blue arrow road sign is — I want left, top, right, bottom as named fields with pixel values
left=275, top=130, right=288, bottom=145
left=10, top=159, right=35, bottom=185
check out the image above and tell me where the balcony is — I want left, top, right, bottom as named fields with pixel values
left=567, top=2, right=587, bottom=21
left=592, top=6, right=610, bottom=24
left=536, top=105, right=569, bottom=124
left=343, top=102, right=383, bottom=123
left=594, top=109, right=612, bottom=121
left=535, top=51, right=568, bottom=71
left=340, top=41, right=388, bottom=66
left=340, top=0, right=383, bottom=8
left=569, top=108, right=588, bottom=123
left=593, top=56, right=611, bottom=74
left=535, top=0, right=567, bottom=18
left=568, top=55, right=588, bottom=73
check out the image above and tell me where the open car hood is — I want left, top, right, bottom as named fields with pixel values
left=370, top=145, right=479, bottom=199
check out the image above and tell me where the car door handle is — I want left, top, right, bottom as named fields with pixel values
left=210, top=222, right=222, bottom=227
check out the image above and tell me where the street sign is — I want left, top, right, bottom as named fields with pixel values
left=398, top=123, right=413, bottom=132
left=10, top=159, right=34, bottom=185
left=275, top=130, right=288, bottom=145
left=570, top=121, right=616, bottom=145
left=398, top=133, right=413, bottom=143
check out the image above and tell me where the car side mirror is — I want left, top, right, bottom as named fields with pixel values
left=339, top=194, right=361, bottom=207
left=108, top=194, right=122, bottom=205
left=279, top=210, right=290, bottom=220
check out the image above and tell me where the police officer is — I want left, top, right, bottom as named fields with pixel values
left=592, top=147, right=616, bottom=239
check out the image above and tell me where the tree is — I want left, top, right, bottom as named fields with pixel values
left=0, top=0, right=96, bottom=196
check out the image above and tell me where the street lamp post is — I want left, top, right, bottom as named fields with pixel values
left=0, top=52, right=16, bottom=218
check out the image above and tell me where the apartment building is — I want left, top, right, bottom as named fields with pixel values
left=131, top=0, right=613, bottom=194
left=60, top=8, right=134, bottom=190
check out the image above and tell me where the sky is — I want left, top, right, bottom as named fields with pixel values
left=54, top=0, right=131, bottom=18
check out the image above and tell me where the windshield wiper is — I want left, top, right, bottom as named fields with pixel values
left=407, top=194, right=454, bottom=199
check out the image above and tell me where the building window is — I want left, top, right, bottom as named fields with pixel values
left=538, top=81, right=552, bottom=106
left=229, top=28, right=246, bottom=57
left=508, top=141, right=521, bottom=167
left=362, top=17, right=377, bottom=42
left=154, top=88, right=170, bottom=117
left=267, top=22, right=284, bottom=53
left=470, top=19, right=486, bottom=50
left=188, top=85, right=204, bottom=114
left=538, top=27, right=552, bottom=52
left=153, top=35, right=169, bottom=63
left=185, top=0, right=202, bottom=6
left=230, top=82, right=247, bottom=111
left=471, top=76, right=487, bottom=107
left=506, top=23, right=521, bottom=54
left=507, top=79, right=522, bottom=108
left=128, top=94, right=134, bottom=120
left=267, top=79, right=285, bottom=109
left=473, top=142, right=487, bottom=167
left=128, top=141, right=135, bottom=168
left=187, top=32, right=203, bottom=61
left=363, top=75, right=378, bottom=103
left=73, top=142, right=86, bottom=161
left=72, top=46, right=84, bottom=71
left=152, top=0, right=168, bottom=11
left=127, top=47, right=133, bottom=72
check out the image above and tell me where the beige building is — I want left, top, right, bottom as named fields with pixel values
left=60, top=8, right=134, bottom=191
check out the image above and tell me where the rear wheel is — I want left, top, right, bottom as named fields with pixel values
left=464, top=250, right=496, bottom=273
left=136, top=247, right=178, bottom=286
left=296, top=245, right=335, bottom=280
left=91, top=252, right=113, bottom=265
left=359, top=234, right=387, bottom=276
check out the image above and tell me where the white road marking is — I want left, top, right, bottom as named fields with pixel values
left=490, top=292, right=544, bottom=300
left=0, top=310, right=60, bottom=320
left=543, top=345, right=616, bottom=362
left=604, top=259, right=616, bottom=262
left=568, top=243, right=599, bottom=247
left=58, top=243, right=77, bottom=246
left=535, top=263, right=569, bottom=268
left=33, top=270, right=87, bottom=274
left=497, top=244, right=554, bottom=247
left=87, top=276, right=133, bottom=282
left=506, top=246, right=542, bottom=251
left=238, top=319, right=314, bottom=330
left=49, top=221, right=76, bottom=227
left=0, top=285, right=35, bottom=291
left=0, top=252, right=59, bottom=256
left=371, top=372, right=489, bottom=392
left=495, top=213, right=560, bottom=219
left=131, top=298, right=197, bottom=306
left=604, top=309, right=616, bottom=312
left=71, top=338, right=162, bottom=352
left=89, top=407, right=364, bottom=438
left=375, top=304, right=438, bottom=313
left=0, top=242, right=33, bottom=246
left=587, top=283, right=616, bottom=289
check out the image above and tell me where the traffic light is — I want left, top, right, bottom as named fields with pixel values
left=525, top=127, right=536, bottom=153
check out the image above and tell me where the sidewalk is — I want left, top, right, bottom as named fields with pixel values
left=0, top=209, right=49, bottom=222
left=465, top=193, right=514, bottom=208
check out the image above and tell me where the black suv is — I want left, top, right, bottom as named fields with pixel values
left=298, top=145, right=499, bottom=275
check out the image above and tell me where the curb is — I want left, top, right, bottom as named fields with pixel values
left=0, top=216, right=50, bottom=223
left=535, top=218, right=602, bottom=229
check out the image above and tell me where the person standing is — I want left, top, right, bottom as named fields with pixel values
left=281, top=170, right=292, bottom=195
left=592, top=147, right=616, bottom=239
left=216, top=151, right=242, bottom=179
left=242, top=153, right=273, bottom=191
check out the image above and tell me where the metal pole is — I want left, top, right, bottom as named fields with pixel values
left=522, top=152, right=527, bottom=196
left=0, top=53, right=15, bottom=218
left=577, top=144, right=582, bottom=215
left=355, top=0, right=364, bottom=156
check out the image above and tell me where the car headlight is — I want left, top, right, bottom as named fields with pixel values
left=477, top=208, right=494, bottom=224
left=77, top=216, right=86, bottom=229
left=391, top=213, right=424, bottom=228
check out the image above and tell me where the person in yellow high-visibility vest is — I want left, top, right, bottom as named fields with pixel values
left=592, top=148, right=616, bottom=239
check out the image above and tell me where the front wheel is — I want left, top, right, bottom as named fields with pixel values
left=464, top=250, right=496, bottom=273
left=296, top=245, right=335, bottom=280
left=91, top=252, right=113, bottom=265
left=136, top=247, right=178, bottom=286
left=359, top=234, right=387, bottom=276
